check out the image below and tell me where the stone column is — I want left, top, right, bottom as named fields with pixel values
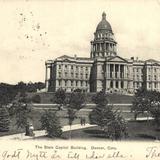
left=113, top=80, right=115, bottom=89
left=123, top=65, right=126, bottom=79
left=45, top=63, right=49, bottom=91
left=113, top=64, right=115, bottom=78
left=118, top=81, right=121, bottom=89
left=118, top=65, right=120, bottom=78
left=108, top=64, right=110, bottom=78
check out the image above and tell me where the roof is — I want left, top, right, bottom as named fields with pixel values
left=96, top=12, right=112, bottom=32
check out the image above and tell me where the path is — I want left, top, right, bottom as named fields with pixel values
left=0, top=123, right=96, bottom=140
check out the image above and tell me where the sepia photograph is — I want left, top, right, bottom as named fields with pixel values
left=0, top=0, right=160, bottom=159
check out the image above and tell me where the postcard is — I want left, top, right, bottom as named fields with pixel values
left=0, top=0, right=160, bottom=159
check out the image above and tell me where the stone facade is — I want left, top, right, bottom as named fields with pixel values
left=45, top=12, right=160, bottom=93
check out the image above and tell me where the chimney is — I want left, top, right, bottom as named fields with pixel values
left=74, top=54, right=77, bottom=59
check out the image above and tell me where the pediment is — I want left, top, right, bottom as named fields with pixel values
left=56, top=55, right=74, bottom=62
left=107, top=56, right=128, bottom=63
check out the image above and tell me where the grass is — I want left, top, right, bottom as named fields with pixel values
left=27, top=92, right=134, bottom=104
left=61, top=120, right=160, bottom=141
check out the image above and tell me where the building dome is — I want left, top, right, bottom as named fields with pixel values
left=96, top=12, right=112, bottom=32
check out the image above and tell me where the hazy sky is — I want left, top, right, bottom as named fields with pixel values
left=1, top=0, right=160, bottom=84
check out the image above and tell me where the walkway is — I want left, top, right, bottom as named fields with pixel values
left=0, top=123, right=96, bottom=140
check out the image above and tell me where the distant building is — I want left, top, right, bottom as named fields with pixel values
left=45, top=12, right=160, bottom=94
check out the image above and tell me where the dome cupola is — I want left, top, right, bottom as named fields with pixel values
left=96, top=12, right=112, bottom=33
left=90, top=12, right=117, bottom=58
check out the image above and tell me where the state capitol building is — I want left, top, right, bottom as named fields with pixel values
left=45, top=12, right=160, bottom=94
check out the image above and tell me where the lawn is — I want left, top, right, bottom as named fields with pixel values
left=0, top=105, right=156, bottom=141
left=28, top=92, right=134, bottom=104
left=32, top=120, right=160, bottom=141
left=61, top=120, right=160, bottom=141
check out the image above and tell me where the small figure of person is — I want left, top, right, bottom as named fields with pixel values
left=80, top=117, right=83, bottom=126
left=29, top=123, right=35, bottom=137
left=83, top=117, right=86, bottom=126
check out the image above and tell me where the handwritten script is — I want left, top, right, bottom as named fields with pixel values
left=0, top=144, right=160, bottom=160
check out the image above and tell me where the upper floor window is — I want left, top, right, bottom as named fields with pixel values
left=71, top=65, right=74, bottom=70
left=58, top=72, right=61, bottom=78
left=76, top=66, right=78, bottom=70
left=59, top=65, right=61, bottom=69
left=71, top=72, right=74, bottom=78
left=76, top=73, right=78, bottom=78
left=65, top=65, right=67, bottom=69
left=148, top=75, right=151, bottom=81
left=154, top=68, right=157, bottom=72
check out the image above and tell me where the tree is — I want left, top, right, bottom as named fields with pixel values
left=131, top=89, right=160, bottom=120
left=92, top=91, right=108, bottom=106
left=150, top=102, right=160, bottom=128
left=32, top=95, right=41, bottom=103
left=9, top=102, right=32, bottom=132
left=131, top=88, right=151, bottom=120
left=0, top=106, right=10, bottom=132
left=104, top=111, right=128, bottom=140
left=54, top=88, right=66, bottom=110
left=89, top=91, right=127, bottom=140
left=67, top=90, right=85, bottom=138
left=40, top=110, right=62, bottom=138
left=9, top=93, right=33, bottom=135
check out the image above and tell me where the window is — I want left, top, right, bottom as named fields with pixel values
left=71, top=72, right=74, bottom=78
left=76, top=66, right=78, bottom=70
left=86, top=74, right=88, bottom=79
left=154, top=68, right=157, bottom=72
left=116, top=81, right=118, bottom=88
left=76, top=73, right=78, bottom=78
left=154, top=82, right=157, bottom=88
left=81, top=73, right=83, bottom=79
left=65, top=65, right=67, bottom=69
left=121, top=81, right=124, bottom=88
left=58, top=72, right=61, bottom=78
left=149, top=82, right=151, bottom=88
left=154, top=75, right=157, bottom=81
left=71, top=81, right=73, bottom=86
left=86, top=67, right=88, bottom=71
left=65, top=81, right=67, bottom=86
left=65, top=72, right=67, bottom=77
left=58, top=80, right=61, bottom=86
left=59, top=65, right=61, bottom=69
left=81, top=81, right=83, bottom=86
left=148, top=75, right=151, bottom=81
left=71, top=65, right=73, bottom=70
left=76, top=81, right=78, bottom=86
left=110, top=81, right=113, bottom=88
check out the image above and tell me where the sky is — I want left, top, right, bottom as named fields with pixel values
left=0, top=0, right=160, bottom=84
